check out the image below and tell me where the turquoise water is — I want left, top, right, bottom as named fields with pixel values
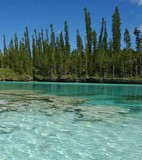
left=0, top=82, right=142, bottom=160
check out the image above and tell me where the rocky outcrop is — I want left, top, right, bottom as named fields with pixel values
left=0, top=90, right=130, bottom=123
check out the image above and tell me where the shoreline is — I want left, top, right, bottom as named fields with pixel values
left=1, top=78, right=142, bottom=84
left=38, top=78, right=142, bottom=84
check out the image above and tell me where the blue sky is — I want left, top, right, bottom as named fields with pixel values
left=0, top=0, right=142, bottom=50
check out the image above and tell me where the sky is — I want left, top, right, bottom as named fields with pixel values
left=0, top=0, right=142, bottom=50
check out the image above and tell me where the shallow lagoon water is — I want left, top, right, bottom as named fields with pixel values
left=0, top=82, right=142, bottom=160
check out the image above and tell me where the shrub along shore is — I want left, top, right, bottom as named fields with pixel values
left=0, top=68, right=142, bottom=84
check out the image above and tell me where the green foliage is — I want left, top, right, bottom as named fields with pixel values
left=112, top=6, right=121, bottom=52
left=124, top=28, right=131, bottom=50
left=134, top=27, right=142, bottom=52
left=0, top=6, right=141, bottom=81
left=0, top=68, right=17, bottom=81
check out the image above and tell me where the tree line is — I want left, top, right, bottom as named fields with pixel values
left=0, top=6, right=142, bottom=81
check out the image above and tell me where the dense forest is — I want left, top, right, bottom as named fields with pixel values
left=0, top=6, right=142, bottom=81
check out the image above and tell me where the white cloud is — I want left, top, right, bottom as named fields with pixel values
left=130, top=0, right=142, bottom=6
left=137, top=24, right=142, bottom=31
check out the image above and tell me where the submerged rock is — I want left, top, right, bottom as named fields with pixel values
left=64, top=107, right=74, bottom=113
left=73, top=105, right=129, bottom=122
left=0, top=107, right=8, bottom=113
left=0, top=90, right=130, bottom=123
left=0, top=100, right=8, bottom=105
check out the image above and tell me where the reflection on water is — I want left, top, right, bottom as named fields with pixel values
left=0, top=82, right=142, bottom=160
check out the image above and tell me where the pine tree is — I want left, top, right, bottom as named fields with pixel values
left=122, top=29, right=132, bottom=77
left=49, top=24, right=56, bottom=77
left=124, top=28, right=131, bottom=50
left=24, top=26, right=31, bottom=59
left=71, top=49, right=78, bottom=78
left=8, top=39, right=15, bottom=70
left=3, top=35, right=9, bottom=68
left=42, top=29, right=50, bottom=78
left=32, top=35, right=37, bottom=79
left=98, top=18, right=108, bottom=51
left=98, top=18, right=105, bottom=49
left=59, top=31, right=65, bottom=55
left=76, top=30, right=84, bottom=77
left=134, top=27, right=142, bottom=52
left=108, top=38, right=113, bottom=77
left=64, top=21, right=71, bottom=76
left=33, top=29, right=40, bottom=69
left=64, top=21, right=70, bottom=54
left=84, top=7, right=92, bottom=54
left=112, top=6, right=121, bottom=53
left=59, top=31, right=65, bottom=76
left=84, top=7, right=92, bottom=76
left=0, top=50, right=3, bottom=68
left=112, top=6, right=121, bottom=77
left=13, top=34, right=20, bottom=73
left=97, top=18, right=108, bottom=77
left=103, top=20, right=108, bottom=51
left=134, top=27, right=142, bottom=77
left=19, top=40, right=25, bottom=75
left=37, top=32, right=43, bottom=73
left=55, top=36, right=62, bottom=77
left=92, top=30, right=97, bottom=76
left=23, top=27, right=32, bottom=76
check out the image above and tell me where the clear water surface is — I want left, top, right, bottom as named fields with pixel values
left=0, top=82, right=142, bottom=160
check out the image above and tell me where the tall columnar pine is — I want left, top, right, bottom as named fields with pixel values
left=103, top=20, right=108, bottom=51
left=54, top=35, right=63, bottom=77
left=84, top=7, right=92, bottom=54
left=122, top=28, right=133, bottom=77
left=64, top=21, right=71, bottom=76
left=3, top=35, right=9, bottom=68
left=98, top=18, right=105, bottom=49
left=92, top=30, right=97, bottom=55
left=0, top=50, right=3, bottom=68
left=8, top=39, right=15, bottom=70
left=23, top=27, right=32, bottom=76
left=98, top=18, right=108, bottom=50
left=37, top=32, right=43, bottom=74
left=59, top=31, right=65, bottom=55
left=112, top=6, right=121, bottom=53
left=134, top=27, right=142, bottom=76
left=58, top=31, right=65, bottom=75
left=42, top=29, right=50, bottom=77
left=108, top=38, right=113, bottom=75
left=40, top=30, right=44, bottom=45
left=102, top=20, right=108, bottom=78
left=32, top=34, right=39, bottom=70
left=92, top=30, right=97, bottom=76
left=134, top=27, right=142, bottom=52
left=84, top=7, right=92, bottom=76
left=13, top=34, right=20, bottom=73
left=32, top=35, right=38, bottom=78
left=50, top=24, right=56, bottom=77
left=24, top=27, right=31, bottom=59
left=33, top=29, right=43, bottom=72
left=19, top=40, right=25, bottom=74
left=97, top=18, right=108, bottom=77
left=64, top=21, right=70, bottom=54
left=40, top=29, right=45, bottom=71
left=76, top=29, right=84, bottom=77
left=112, top=6, right=121, bottom=77
left=124, top=28, right=131, bottom=50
